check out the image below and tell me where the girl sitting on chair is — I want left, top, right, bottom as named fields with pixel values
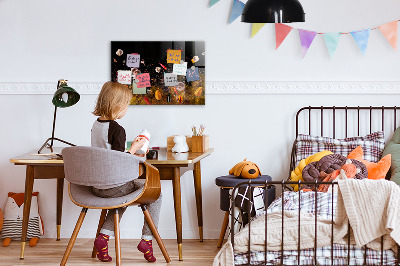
left=91, top=81, right=162, bottom=263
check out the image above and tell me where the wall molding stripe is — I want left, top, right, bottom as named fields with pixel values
left=0, top=81, right=399, bottom=95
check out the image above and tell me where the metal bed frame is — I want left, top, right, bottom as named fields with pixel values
left=230, top=106, right=400, bottom=266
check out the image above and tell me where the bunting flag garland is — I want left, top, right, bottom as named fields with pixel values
left=298, top=29, right=317, bottom=58
left=229, top=0, right=245, bottom=24
left=207, top=3, right=400, bottom=58
left=378, top=21, right=398, bottom=50
left=209, top=0, right=220, bottom=7
left=251, top=23, right=266, bottom=38
left=323, top=33, right=341, bottom=58
left=275, top=23, right=293, bottom=49
left=351, top=29, right=370, bottom=55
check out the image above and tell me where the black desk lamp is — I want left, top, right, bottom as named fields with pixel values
left=241, top=0, right=305, bottom=23
left=38, top=79, right=80, bottom=154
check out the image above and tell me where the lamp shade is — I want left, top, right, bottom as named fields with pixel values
left=241, top=0, right=305, bottom=23
left=52, top=84, right=80, bottom=108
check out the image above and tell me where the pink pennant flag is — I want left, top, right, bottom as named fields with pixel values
left=378, top=21, right=398, bottom=50
left=275, top=23, right=293, bottom=49
left=298, top=29, right=318, bottom=58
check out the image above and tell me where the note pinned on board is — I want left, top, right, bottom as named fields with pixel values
left=117, top=70, right=132, bottom=85
left=186, top=67, right=200, bottom=82
left=132, top=82, right=147, bottom=94
left=126, top=53, right=140, bottom=68
left=167, top=50, right=182, bottom=64
left=173, top=62, right=188, bottom=76
left=136, top=73, right=151, bottom=88
left=164, top=73, right=178, bottom=86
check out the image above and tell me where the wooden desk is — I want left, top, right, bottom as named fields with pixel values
left=10, top=147, right=213, bottom=261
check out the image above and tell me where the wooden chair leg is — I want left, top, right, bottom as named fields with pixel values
left=60, top=208, right=88, bottom=266
left=141, top=205, right=171, bottom=263
left=91, top=209, right=108, bottom=258
left=114, top=210, right=121, bottom=266
left=217, top=211, right=230, bottom=248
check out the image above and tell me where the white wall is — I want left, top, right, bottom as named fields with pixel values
left=1, top=0, right=400, bottom=240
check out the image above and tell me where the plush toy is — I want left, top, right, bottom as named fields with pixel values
left=1, top=192, right=44, bottom=247
left=289, top=150, right=333, bottom=191
left=229, top=159, right=261, bottom=179
left=172, top=135, right=189, bottom=153
left=348, top=146, right=391, bottom=180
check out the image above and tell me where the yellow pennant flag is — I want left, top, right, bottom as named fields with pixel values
left=251, top=23, right=266, bottom=38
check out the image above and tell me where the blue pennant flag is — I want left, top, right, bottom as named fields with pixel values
left=229, top=0, right=245, bottom=24
left=323, top=33, right=341, bottom=58
left=351, top=29, right=371, bottom=55
left=209, top=0, right=221, bottom=7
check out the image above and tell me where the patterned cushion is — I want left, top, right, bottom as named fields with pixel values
left=295, top=131, right=385, bottom=166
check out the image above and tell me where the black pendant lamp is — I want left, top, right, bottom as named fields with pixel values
left=241, top=0, right=305, bottom=23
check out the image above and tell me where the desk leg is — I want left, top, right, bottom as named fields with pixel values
left=193, top=161, right=203, bottom=242
left=172, top=167, right=183, bottom=261
left=20, top=165, right=34, bottom=259
left=56, top=178, right=64, bottom=241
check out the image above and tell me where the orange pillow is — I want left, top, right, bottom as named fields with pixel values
left=347, top=146, right=391, bottom=180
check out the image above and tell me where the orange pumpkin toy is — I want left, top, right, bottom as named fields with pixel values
left=229, top=159, right=261, bottom=179
left=347, top=146, right=391, bottom=180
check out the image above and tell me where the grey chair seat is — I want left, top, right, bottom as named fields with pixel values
left=69, top=180, right=145, bottom=208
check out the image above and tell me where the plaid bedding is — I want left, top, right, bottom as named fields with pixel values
left=294, top=131, right=385, bottom=166
left=234, top=191, right=397, bottom=265
left=234, top=244, right=397, bottom=265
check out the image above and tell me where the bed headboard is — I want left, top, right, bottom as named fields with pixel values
left=290, top=106, right=400, bottom=179
left=295, top=106, right=400, bottom=138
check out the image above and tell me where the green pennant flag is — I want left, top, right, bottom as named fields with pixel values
left=251, top=23, right=266, bottom=38
left=209, top=0, right=221, bottom=7
left=323, top=33, right=341, bottom=58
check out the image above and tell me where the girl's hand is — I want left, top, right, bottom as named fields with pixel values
left=134, top=148, right=149, bottom=157
left=129, top=137, right=147, bottom=154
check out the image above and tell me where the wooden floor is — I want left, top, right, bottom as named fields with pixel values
left=0, top=239, right=221, bottom=265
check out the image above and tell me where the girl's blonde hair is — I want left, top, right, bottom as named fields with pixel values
left=93, top=81, right=133, bottom=120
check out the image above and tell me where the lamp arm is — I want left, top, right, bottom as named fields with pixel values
left=50, top=105, right=57, bottom=148
left=50, top=79, right=61, bottom=148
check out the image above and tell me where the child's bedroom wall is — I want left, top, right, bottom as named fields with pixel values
left=1, top=0, right=400, bottom=239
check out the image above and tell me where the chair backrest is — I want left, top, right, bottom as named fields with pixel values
left=62, top=146, right=145, bottom=187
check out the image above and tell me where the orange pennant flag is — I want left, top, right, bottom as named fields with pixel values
left=378, top=21, right=398, bottom=50
left=275, top=23, right=293, bottom=49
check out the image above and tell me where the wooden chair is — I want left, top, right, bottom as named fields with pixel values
left=60, top=146, right=171, bottom=265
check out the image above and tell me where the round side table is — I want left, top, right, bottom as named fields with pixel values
left=215, top=175, right=275, bottom=248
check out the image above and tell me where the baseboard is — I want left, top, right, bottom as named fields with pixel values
left=1, top=81, right=399, bottom=95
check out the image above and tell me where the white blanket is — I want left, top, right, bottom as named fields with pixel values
left=335, top=178, right=400, bottom=251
